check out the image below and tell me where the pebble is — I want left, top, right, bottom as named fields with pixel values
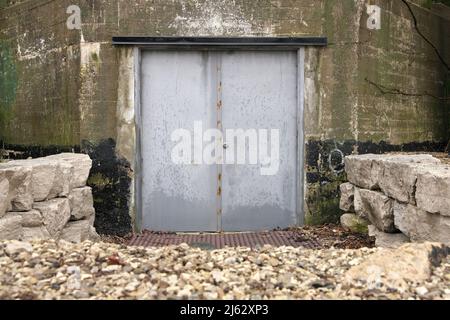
left=0, top=240, right=447, bottom=300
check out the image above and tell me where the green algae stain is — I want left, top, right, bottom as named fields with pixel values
left=0, top=41, right=17, bottom=127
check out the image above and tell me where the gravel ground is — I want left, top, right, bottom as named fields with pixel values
left=287, top=224, right=375, bottom=249
left=0, top=240, right=448, bottom=300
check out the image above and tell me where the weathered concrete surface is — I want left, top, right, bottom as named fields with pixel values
left=354, top=188, right=396, bottom=233
left=393, top=202, right=450, bottom=244
left=368, top=225, right=410, bottom=249
left=339, top=183, right=355, bottom=212
left=33, top=198, right=71, bottom=238
left=1, top=0, right=449, bottom=232
left=416, top=166, right=450, bottom=216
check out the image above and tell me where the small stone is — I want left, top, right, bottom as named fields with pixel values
left=4, top=240, right=33, bottom=256
left=416, top=286, right=428, bottom=297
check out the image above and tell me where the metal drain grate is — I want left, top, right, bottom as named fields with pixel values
left=128, top=230, right=321, bottom=249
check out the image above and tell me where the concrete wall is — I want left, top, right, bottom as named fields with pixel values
left=1, top=0, right=449, bottom=234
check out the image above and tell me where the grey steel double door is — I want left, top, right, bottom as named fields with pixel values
left=141, top=50, right=299, bottom=232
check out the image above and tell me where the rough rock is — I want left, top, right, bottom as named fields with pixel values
left=68, top=187, right=95, bottom=221
left=0, top=173, right=9, bottom=218
left=393, top=202, right=450, bottom=244
left=60, top=220, right=91, bottom=243
left=377, top=157, right=440, bottom=205
left=340, top=213, right=368, bottom=233
left=45, top=153, right=92, bottom=189
left=6, top=159, right=59, bottom=202
left=11, top=210, right=43, bottom=227
left=345, top=242, right=449, bottom=291
left=0, top=165, right=33, bottom=211
left=345, top=154, right=383, bottom=189
left=339, top=183, right=355, bottom=212
left=49, top=161, right=73, bottom=198
left=4, top=241, right=33, bottom=256
left=0, top=214, right=22, bottom=240
left=354, top=188, right=396, bottom=233
left=415, top=166, right=450, bottom=216
left=368, top=225, right=410, bottom=249
left=22, top=227, right=51, bottom=241
left=33, top=198, right=71, bottom=238
left=345, top=154, right=440, bottom=193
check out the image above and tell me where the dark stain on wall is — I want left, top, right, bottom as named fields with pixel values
left=82, top=138, right=133, bottom=237
left=305, top=139, right=448, bottom=225
left=0, top=142, right=80, bottom=159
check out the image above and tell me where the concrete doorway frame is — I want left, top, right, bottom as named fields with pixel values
left=112, top=36, right=328, bottom=232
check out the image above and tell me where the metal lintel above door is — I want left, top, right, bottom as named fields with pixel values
left=112, top=36, right=328, bottom=48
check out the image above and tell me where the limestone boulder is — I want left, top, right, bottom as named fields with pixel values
left=345, top=154, right=440, bottom=194
left=49, top=160, right=73, bottom=198
left=368, top=225, right=410, bottom=249
left=354, top=188, right=396, bottom=233
left=339, top=183, right=355, bottom=212
left=60, top=220, right=91, bottom=243
left=6, top=159, right=59, bottom=202
left=345, top=242, right=449, bottom=291
left=22, top=226, right=51, bottom=241
left=393, top=202, right=450, bottom=244
left=0, top=173, right=9, bottom=217
left=0, top=214, right=23, bottom=240
left=68, top=187, right=95, bottom=220
left=345, top=154, right=383, bottom=189
left=33, top=198, right=71, bottom=238
left=340, top=213, right=368, bottom=233
left=0, top=165, right=33, bottom=211
left=18, top=210, right=43, bottom=228
left=377, top=155, right=440, bottom=204
left=415, top=165, right=450, bottom=216
left=45, top=153, right=92, bottom=189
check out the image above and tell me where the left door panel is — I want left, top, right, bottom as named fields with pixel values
left=140, top=51, right=218, bottom=231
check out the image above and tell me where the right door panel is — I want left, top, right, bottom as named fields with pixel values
left=220, top=51, right=299, bottom=231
